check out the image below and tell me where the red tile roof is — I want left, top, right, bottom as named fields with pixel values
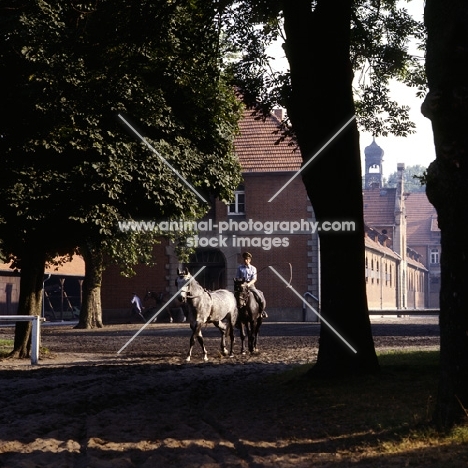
left=363, top=188, right=439, bottom=247
left=234, top=109, right=302, bottom=172
left=0, top=256, right=85, bottom=277
left=363, top=187, right=396, bottom=227
left=364, top=234, right=400, bottom=260
left=364, top=226, right=427, bottom=270
left=405, top=192, right=439, bottom=245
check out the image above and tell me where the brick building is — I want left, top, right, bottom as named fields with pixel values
left=362, top=139, right=436, bottom=310
left=101, top=109, right=320, bottom=322
left=1, top=122, right=436, bottom=321
left=101, top=118, right=435, bottom=322
left=406, top=192, right=441, bottom=308
left=0, top=257, right=85, bottom=318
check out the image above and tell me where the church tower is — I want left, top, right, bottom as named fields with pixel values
left=364, top=138, right=384, bottom=188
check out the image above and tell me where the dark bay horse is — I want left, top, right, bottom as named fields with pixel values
left=233, top=278, right=264, bottom=354
left=143, top=290, right=173, bottom=322
left=143, top=289, right=189, bottom=323
left=176, top=268, right=238, bottom=362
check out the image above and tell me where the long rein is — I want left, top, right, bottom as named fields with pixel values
left=257, top=262, right=293, bottom=288
left=183, top=282, right=211, bottom=300
left=182, top=262, right=292, bottom=301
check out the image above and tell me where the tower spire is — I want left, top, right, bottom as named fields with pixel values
left=364, top=138, right=384, bottom=188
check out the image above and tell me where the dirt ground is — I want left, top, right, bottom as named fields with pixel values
left=0, top=317, right=442, bottom=468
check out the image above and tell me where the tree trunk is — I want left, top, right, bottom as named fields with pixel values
left=422, top=0, right=468, bottom=429
left=282, top=0, right=379, bottom=376
left=75, top=242, right=104, bottom=329
left=10, top=246, right=46, bottom=359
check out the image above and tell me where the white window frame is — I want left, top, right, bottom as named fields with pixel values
left=228, top=187, right=245, bottom=215
left=430, top=248, right=439, bottom=264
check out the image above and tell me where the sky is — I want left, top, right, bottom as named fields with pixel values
left=266, top=1, right=434, bottom=180
left=359, top=1, right=435, bottom=179
left=359, top=81, right=435, bottom=179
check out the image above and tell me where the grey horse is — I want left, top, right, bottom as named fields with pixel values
left=176, top=268, right=238, bottom=362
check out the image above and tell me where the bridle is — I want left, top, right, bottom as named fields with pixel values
left=177, top=274, right=205, bottom=301
left=234, top=281, right=250, bottom=308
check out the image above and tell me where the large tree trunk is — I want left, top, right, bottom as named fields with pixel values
left=75, top=242, right=104, bottom=329
left=422, top=0, right=468, bottom=429
left=10, top=246, right=46, bottom=359
left=282, top=0, right=379, bottom=376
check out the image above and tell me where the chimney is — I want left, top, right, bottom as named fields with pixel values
left=394, top=163, right=407, bottom=308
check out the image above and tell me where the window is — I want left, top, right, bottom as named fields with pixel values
left=186, top=249, right=226, bottom=290
left=431, top=275, right=440, bottom=285
left=228, top=185, right=245, bottom=215
left=430, top=248, right=439, bottom=264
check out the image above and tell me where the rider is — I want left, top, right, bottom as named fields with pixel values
left=236, top=252, right=268, bottom=318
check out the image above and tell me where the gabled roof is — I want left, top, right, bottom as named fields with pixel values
left=407, top=255, right=428, bottom=271
left=405, top=192, right=439, bottom=245
left=363, top=187, right=439, bottom=247
left=364, top=232, right=400, bottom=260
left=234, top=109, right=302, bottom=173
left=363, top=187, right=396, bottom=226
left=364, top=224, right=427, bottom=271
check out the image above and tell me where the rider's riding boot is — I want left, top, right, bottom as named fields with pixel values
left=258, top=298, right=268, bottom=318
left=251, top=288, right=268, bottom=318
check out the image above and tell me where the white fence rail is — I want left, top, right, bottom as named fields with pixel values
left=369, top=309, right=439, bottom=315
left=0, top=315, right=45, bottom=365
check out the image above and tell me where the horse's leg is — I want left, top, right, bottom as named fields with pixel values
left=253, top=318, right=261, bottom=352
left=248, top=320, right=255, bottom=353
left=195, top=321, right=209, bottom=362
left=215, top=320, right=229, bottom=356
left=238, top=322, right=246, bottom=354
left=186, top=321, right=197, bottom=362
left=186, top=321, right=208, bottom=362
left=228, top=319, right=235, bottom=358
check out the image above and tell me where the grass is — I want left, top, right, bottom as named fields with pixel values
left=255, top=350, right=468, bottom=467
left=0, top=338, right=13, bottom=358
left=0, top=338, right=49, bottom=358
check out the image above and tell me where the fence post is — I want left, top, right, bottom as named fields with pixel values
left=31, top=316, right=41, bottom=365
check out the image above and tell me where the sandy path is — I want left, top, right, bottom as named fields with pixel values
left=0, top=317, right=441, bottom=467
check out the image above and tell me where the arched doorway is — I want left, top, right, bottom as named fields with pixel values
left=185, top=249, right=226, bottom=290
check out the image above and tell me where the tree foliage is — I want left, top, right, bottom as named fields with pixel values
left=221, top=0, right=425, bottom=137
left=0, top=0, right=242, bottom=340
left=0, top=0, right=241, bottom=249
left=385, top=164, right=427, bottom=192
